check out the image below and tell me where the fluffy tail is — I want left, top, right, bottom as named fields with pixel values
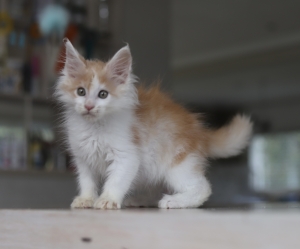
left=208, top=115, right=253, bottom=158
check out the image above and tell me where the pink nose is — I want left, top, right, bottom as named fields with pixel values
left=85, top=105, right=95, bottom=111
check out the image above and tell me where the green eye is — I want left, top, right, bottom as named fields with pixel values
left=77, top=87, right=86, bottom=96
left=98, top=90, right=108, bottom=99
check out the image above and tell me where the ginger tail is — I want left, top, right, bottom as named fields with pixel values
left=208, top=115, right=253, bottom=158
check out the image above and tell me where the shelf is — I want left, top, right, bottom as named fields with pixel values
left=0, top=169, right=73, bottom=177
left=0, top=92, right=51, bottom=105
left=0, top=92, right=24, bottom=102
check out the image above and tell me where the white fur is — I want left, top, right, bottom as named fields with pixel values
left=56, top=40, right=251, bottom=209
left=66, top=107, right=140, bottom=209
left=158, top=154, right=211, bottom=208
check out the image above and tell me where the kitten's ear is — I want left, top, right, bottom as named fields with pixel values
left=63, top=38, right=85, bottom=78
left=106, top=45, right=132, bottom=84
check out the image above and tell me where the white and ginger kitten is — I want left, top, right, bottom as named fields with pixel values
left=55, top=39, right=252, bottom=209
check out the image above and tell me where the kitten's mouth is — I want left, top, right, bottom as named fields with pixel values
left=83, top=112, right=95, bottom=117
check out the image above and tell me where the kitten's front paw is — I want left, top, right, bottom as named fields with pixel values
left=71, top=196, right=95, bottom=209
left=94, top=196, right=121, bottom=210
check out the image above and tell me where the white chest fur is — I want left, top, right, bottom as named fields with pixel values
left=65, top=110, right=135, bottom=173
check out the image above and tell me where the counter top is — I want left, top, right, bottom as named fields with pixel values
left=0, top=207, right=299, bottom=249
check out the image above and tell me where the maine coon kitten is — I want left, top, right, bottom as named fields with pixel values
left=55, top=39, right=252, bottom=209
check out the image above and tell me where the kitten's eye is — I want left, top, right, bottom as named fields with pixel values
left=98, top=90, right=108, bottom=99
left=77, top=87, right=86, bottom=96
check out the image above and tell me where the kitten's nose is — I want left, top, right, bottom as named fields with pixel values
left=85, top=105, right=95, bottom=111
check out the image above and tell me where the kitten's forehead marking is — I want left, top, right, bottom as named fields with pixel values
left=90, top=71, right=104, bottom=89
left=90, top=72, right=98, bottom=90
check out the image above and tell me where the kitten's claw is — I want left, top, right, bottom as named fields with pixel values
left=94, top=196, right=121, bottom=210
left=71, top=196, right=95, bottom=209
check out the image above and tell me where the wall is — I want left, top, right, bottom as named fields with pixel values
left=0, top=172, right=76, bottom=208
left=110, top=0, right=171, bottom=88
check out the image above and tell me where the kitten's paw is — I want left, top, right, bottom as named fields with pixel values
left=71, top=196, right=95, bottom=209
left=158, top=194, right=184, bottom=209
left=94, top=196, right=121, bottom=210
left=158, top=194, right=205, bottom=209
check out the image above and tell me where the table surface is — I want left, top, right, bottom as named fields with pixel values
left=0, top=205, right=299, bottom=249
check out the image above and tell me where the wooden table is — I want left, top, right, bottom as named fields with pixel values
left=0, top=208, right=299, bottom=249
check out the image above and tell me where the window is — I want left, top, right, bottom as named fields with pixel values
left=249, top=132, right=300, bottom=194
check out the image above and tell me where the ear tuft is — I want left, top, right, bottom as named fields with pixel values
left=106, top=45, right=132, bottom=84
left=63, top=38, right=85, bottom=78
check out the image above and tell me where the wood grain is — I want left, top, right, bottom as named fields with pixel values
left=0, top=209, right=299, bottom=249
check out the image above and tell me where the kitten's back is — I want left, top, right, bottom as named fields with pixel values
left=135, top=86, right=210, bottom=166
left=135, top=85, right=252, bottom=163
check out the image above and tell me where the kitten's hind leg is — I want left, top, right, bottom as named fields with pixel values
left=158, top=155, right=211, bottom=209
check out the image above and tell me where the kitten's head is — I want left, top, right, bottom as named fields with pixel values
left=55, top=39, right=137, bottom=120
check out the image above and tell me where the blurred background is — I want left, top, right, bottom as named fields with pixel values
left=0, top=0, right=300, bottom=208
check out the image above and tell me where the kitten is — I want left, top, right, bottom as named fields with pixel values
left=55, top=39, right=252, bottom=209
